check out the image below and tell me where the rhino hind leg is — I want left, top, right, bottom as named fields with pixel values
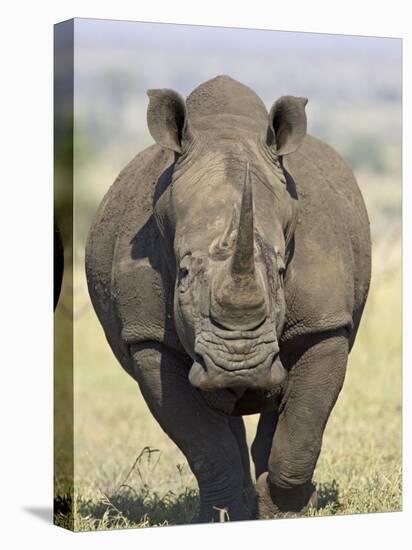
left=256, top=329, right=349, bottom=518
left=129, top=342, right=253, bottom=523
left=251, top=411, right=279, bottom=480
left=228, top=417, right=256, bottom=517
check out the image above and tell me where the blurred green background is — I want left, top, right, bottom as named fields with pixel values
left=54, top=19, right=402, bottom=529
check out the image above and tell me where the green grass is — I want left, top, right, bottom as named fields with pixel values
left=54, top=236, right=401, bottom=530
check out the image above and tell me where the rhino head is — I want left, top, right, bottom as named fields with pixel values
left=147, top=76, right=307, bottom=392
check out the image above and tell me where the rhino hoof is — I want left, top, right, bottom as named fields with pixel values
left=256, top=472, right=318, bottom=519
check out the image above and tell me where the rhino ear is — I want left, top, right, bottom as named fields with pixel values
left=267, top=96, right=308, bottom=156
left=147, top=89, right=192, bottom=153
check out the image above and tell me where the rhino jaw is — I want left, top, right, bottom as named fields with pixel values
left=188, top=352, right=286, bottom=391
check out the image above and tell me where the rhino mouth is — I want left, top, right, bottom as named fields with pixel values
left=189, top=321, right=286, bottom=391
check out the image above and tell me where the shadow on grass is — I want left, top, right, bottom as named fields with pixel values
left=87, top=486, right=198, bottom=527
left=315, top=479, right=340, bottom=513
left=54, top=494, right=75, bottom=530
left=54, top=479, right=341, bottom=529
left=60, top=486, right=200, bottom=529
left=54, top=448, right=200, bottom=529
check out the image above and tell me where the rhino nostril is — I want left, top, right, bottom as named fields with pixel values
left=210, top=316, right=230, bottom=331
left=242, top=317, right=266, bottom=332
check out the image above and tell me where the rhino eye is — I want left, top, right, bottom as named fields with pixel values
left=277, top=257, right=286, bottom=286
left=178, top=267, right=190, bottom=293
left=179, top=266, right=189, bottom=281
left=178, top=256, right=191, bottom=292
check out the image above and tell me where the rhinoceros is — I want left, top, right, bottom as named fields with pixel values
left=85, top=75, right=371, bottom=523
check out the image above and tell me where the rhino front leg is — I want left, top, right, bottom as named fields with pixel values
left=256, top=329, right=349, bottom=517
left=130, top=342, right=251, bottom=523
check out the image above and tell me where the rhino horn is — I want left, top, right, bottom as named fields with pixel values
left=210, top=161, right=267, bottom=331
left=231, top=162, right=255, bottom=277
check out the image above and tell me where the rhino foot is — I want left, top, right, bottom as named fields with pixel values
left=256, top=472, right=318, bottom=519
left=192, top=503, right=252, bottom=524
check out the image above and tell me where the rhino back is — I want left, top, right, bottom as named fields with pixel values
left=85, top=145, right=179, bottom=374
left=281, top=135, right=371, bottom=346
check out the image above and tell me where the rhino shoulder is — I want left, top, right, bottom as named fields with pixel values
left=281, top=134, right=371, bottom=343
left=86, top=144, right=180, bottom=371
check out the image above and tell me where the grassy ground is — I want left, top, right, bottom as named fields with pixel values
left=54, top=232, right=401, bottom=531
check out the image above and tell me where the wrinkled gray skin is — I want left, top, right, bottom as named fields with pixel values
left=86, top=75, right=371, bottom=523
